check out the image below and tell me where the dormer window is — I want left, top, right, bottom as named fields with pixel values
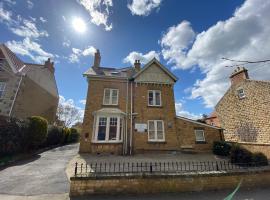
left=237, top=88, right=245, bottom=99
left=148, top=90, right=161, bottom=106
left=103, top=88, right=119, bottom=105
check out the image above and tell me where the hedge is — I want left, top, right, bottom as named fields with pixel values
left=212, top=141, right=232, bottom=156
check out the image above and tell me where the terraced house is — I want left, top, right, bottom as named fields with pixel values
left=0, top=44, right=59, bottom=123
left=80, top=50, right=223, bottom=155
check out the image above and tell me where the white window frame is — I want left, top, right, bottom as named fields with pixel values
left=237, top=88, right=245, bottom=99
left=148, top=90, right=162, bottom=106
left=194, top=129, right=205, bottom=142
left=147, top=120, right=165, bottom=142
left=93, top=115, right=123, bottom=143
left=103, top=88, right=119, bottom=105
left=0, top=82, right=6, bottom=99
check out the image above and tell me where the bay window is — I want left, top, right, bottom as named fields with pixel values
left=148, top=120, right=165, bottom=142
left=94, top=115, right=123, bottom=143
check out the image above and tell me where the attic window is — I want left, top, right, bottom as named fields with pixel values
left=237, top=88, right=245, bottom=99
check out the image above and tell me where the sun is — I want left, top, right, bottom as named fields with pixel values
left=72, top=17, right=87, bottom=33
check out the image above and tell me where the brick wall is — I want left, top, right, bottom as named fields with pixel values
left=80, top=78, right=129, bottom=154
left=70, top=170, right=270, bottom=196
left=133, top=83, right=179, bottom=153
left=176, top=118, right=222, bottom=152
left=216, top=80, right=270, bottom=143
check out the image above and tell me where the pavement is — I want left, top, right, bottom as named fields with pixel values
left=0, top=143, right=79, bottom=199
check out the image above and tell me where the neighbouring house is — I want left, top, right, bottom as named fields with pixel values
left=0, top=44, right=59, bottom=123
left=205, top=111, right=221, bottom=127
left=80, top=50, right=222, bottom=155
left=215, top=67, right=270, bottom=156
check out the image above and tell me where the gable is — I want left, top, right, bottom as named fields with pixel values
left=134, top=60, right=177, bottom=84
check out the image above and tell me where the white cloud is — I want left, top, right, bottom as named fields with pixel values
left=79, top=99, right=86, bottom=105
left=175, top=101, right=201, bottom=120
left=26, top=0, right=34, bottom=9
left=39, top=17, right=47, bottom=23
left=9, top=18, right=49, bottom=38
left=0, top=6, right=12, bottom=22
left=161, top=0, right=270, bottom=108
left=68, top=46, right=96, bottom=63
left=77, top=0, right=113, bottom=31
left=6, top=37, right=54, bottom=63
left=123, top=50, right=160, bottom=65
left=128, top=0, right=162, bottom=16
left=62, top=40, right=71, bottom=47
left=160, top=20, right=196, bottom=69
left=2, top=0, right=16, bottom=6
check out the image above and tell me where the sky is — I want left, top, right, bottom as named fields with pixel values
left=1, top=0, right=270, bottom=120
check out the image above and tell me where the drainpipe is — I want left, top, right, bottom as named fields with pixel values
left=124, top=78, right=129, bottom=155
left=9, top=74, right=23, bottom=117
left=129, top=81, right=133, bottom=155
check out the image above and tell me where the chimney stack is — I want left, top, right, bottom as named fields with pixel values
left=94, top=49, right=101, bottom=68
left=44, top=58, right=55, bottom=73
left=230, top=67, right=249, bottom=85
left=134, top=60, right=141, bottom=72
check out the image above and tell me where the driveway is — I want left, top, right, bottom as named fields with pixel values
left=0, top=143, right=79, bottom=196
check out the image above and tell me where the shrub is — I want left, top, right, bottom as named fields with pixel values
left=62, top=127, right=71, bottom=144
left=0, top=117, right=28, bottom=155
left=230, top=145, right=253, bottom=164
left=213, top=141, right=231, bottom=156
left=68, top=128, right=80, bottom=143
left=27, top=116, right=48, bottom=148
left=46, top=126, right=64, bottom=146
left=252, top=152, right=268, bottom=166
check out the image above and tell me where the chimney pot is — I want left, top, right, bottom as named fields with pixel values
left=230, top=67, right=249, bottom=86
left=134, top=59, right=141, bottom=72
left=44, top=58, right=55, bottom=73
left=94, top=49, right=101, bottom=68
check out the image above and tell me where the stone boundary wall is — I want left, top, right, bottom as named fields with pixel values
left=238, top=142, right=270, bottom=158
left=70, top=170, right=270, bottom=196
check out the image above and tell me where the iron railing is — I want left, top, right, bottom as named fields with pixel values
left=73, top=160, right=269, bottom=177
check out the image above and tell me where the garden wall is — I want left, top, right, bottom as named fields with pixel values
left=239, top=142, right=270, bottom=159
left=70, top=170, right=270, bottom=196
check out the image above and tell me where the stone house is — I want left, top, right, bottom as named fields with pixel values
left=0, top=44, right=59, bottom=123
left=215, top=67, right=270, bottom=156
left=80, top=50, right=222, bottom=155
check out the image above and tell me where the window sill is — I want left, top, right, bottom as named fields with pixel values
left=147, top=105, right=163, bottom=108
left=102, top=104, right=119, bottom=107
left=147, top=141, right=166, bottom=144
left=195, top=141, right=207, bottom=144
left=92, top=141, right=123, bottom=144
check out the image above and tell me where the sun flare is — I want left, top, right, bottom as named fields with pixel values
left=72, top=17, right=86, bottom=33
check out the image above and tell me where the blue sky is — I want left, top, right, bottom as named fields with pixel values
left=1, top=0, right=270, bottom=119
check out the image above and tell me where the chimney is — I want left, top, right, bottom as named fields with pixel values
left=134, top=60, right=141, bottom=72
left=230, top=67, right=249, bottom=85
left=94, top=49, right=101, bottom=68
left=44, top=58, right=55, bottom=73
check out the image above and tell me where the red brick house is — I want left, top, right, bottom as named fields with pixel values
left=80, top=50, right=222, bottom=155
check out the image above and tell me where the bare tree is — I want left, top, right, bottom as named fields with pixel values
left=56, top=101, right=82, bottom=127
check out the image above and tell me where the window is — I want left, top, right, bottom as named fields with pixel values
left=195, top=129, right=205, bottom=142
left=148, top=120, right=165, bottom=142
left=237, top=88, right=245, bottom=99
left=103, top=89, right=119, bottom=105
left=148, top=90, right=161, bottom=106
left=94, top=116, right=123, bottom=143
left=0, top=82, right=6, bottom=98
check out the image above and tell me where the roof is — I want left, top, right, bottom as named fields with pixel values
left=132, top=58, right=178, bottom=82
left=206, top=111, right=217, bottom=119
left=0, top=44, right=25, bottom=73
left=176, top=116, right=222, bottom=130
left=84, top=66, right=136, bottom=79
left=0, top=43, right=58, bottom=98
left=93, top=108, right=126, bottom=115
left=83, top=58, right=178, bottom=82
